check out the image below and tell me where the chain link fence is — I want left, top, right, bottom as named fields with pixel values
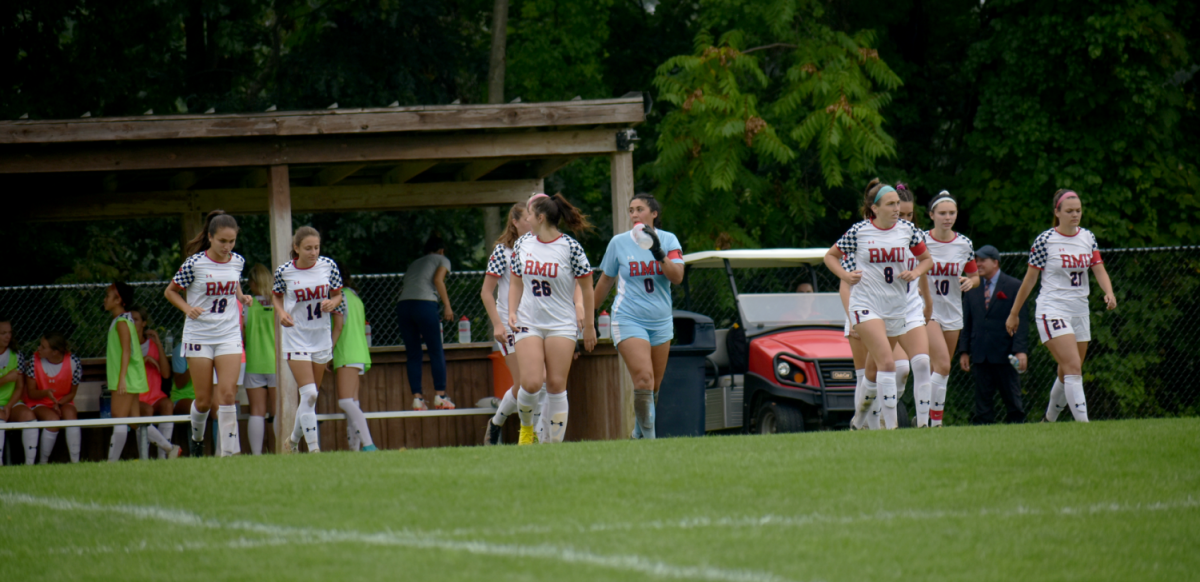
left=3, top=247, right=1198, bottom=422
left=0, top=272, right=497, bottom=357
left=673, top=246, right=1200, bottom=422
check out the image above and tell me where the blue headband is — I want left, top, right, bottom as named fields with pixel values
left=874, top=185, right=896, bottom=204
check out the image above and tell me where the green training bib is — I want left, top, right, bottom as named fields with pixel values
left=0, top=349, right=19, bottom=406
left=244, top=297, right=276, bottom=375
left=107, top=314, right=149, bottom=394
left=333, top=288, right=372, bottom=371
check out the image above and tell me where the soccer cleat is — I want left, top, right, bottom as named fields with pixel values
left=412, top=397, right=428, bottom=411
left=361, top=444, right=378, bottom=452
left=484, top=421, right=503, bottom=446
left=283, top=436, right=300, bottom=454
left=168, top=445, right=183, bottom=460
left=518, top=424, right=536, bottom=445
left=434, top=395, right=456, bottom=410
left=188, top=438, right=204, bottom=458
left=308, top=446, right=321, bottom=454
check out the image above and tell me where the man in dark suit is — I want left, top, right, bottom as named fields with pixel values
left=958, top=245, right=1029, bottom=424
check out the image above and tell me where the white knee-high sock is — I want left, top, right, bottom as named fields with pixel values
left=156, top=424, right=173, bottom=459
left=533, top=385, right=547, bottom=434
left=0, top=421, right=5, bottom=465
left=23, top=428, right=38, bottom=465
left=38, top=429, right=59, bottom=464
left=248, top=416, right=265, bottom=455
left=293, top=384, right=320, bottom=450
left=930, top=373, right=948, bottom=427
left=491, top=387, right=518, bottom=426
left=864, top=380, right=880, bottom=430
left=544, top=391, right=569, bottom=443
left=910, top=355, right=932, bottom=427
left=66, top=427, right=81, bottom=463
left=894, top=359, right=911, bottom=400
left=189, top=401, right=209, bottom=442
left=1064, top=375, right=1088, bottom=422
left=516, top=387, right=539, bottom=427
left=108, top=425, right=128, bottom=462
left=1046, top=378, right=1068, bottom=422
left=217, top=405, right=241, bottom=456
left=346, top=411, right=360, bottom=451
left=851, top=369, right=867, bottom=429
left=338, top=398, right=373, bottom=448
left=147, top=425, right=174, bottom=452
left=877, top=371, right=898, bottom=430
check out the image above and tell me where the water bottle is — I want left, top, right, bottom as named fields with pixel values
left=99, top=389, right=112, bottom=419
left=598, top=311, right=611, bottom=339
left=458, top=316, right=471, bottom=344
left=1008, top=354, right=1025, bottom=374
left=164, top=331, right=174, bottom=356
left=364, top=321, right=373, bottom=347
left=630, top=223, right=654, bottom=250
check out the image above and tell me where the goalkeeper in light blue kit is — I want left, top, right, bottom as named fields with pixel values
left=594, top=193, right=685, bottom=439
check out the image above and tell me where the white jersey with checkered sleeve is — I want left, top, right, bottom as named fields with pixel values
left=171, top=251, right=246, bottom=344
left=273, top=256, right=343, bottom=353
left=925, top=231, right=978, bottom=326
left=511, top=233, right=591, bottom=331
left=485, top=243, right=516, bottom=323
left=836, top=219, right=927, bottom=319
left=1029, top=227, right=1102, bottom=317
left=904, top=247, right=923, bottom=311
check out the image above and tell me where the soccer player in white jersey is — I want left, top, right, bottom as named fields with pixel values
left=594, top=193, right=685, bottom=439
left=866, top=183, right=935, bottom=428
left=825, top=179, right=933, bottom=430
left=164, top=210, right=251, bottom=457
left=923, top=191, right=980, bottom=426
left=508, top=193, right=597, bottom=445
left=273, top=226, right=344, bottom=453
left=483, top=203, right=586, bottom=445
left=1006, top=190, right=1116, bottom=423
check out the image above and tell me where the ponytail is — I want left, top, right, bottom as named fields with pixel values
left=631, top=193, right=663, bottom=228
left=530, top=193, right=594, bottom=234
left=290, top=226, right=320, bottom=260
left=496, top=202, right=525, bottom=248
left=185, top=210, right=239, bottom=256
left=861, top=178, right=884, bottom=220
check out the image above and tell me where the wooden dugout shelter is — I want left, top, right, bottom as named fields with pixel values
left=1, top=95, right=645, bottom=453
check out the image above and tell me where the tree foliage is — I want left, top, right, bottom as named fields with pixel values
left=649, top=0, right=902, bottom=250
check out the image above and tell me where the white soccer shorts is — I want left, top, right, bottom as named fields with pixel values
left=1036, top=314, right=1091, bottom=344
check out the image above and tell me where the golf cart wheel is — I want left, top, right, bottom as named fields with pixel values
left=753, top=401, right=805, bottom=434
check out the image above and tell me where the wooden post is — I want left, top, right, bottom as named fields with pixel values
left=483, top=207, right=502, bottom=250
left=179, top=212, right=202, bottom=260
left=267, top=165, right=297, bottom=452
left=610, top=151, right=635, bottom=438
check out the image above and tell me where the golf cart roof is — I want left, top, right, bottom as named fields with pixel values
left=682, top=248, right=829, bottom=269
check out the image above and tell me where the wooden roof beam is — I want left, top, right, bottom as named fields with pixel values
left=0, top=129, right=619, bottom=174
left=456, top=158, right=510, bottom=182
left=16, top=179, right=543, bottom=221
left=383, top=161, right=437, bottom=184
left=313, top=164, right=365, bottom=186
left=533, top=157, right=578, bottom=178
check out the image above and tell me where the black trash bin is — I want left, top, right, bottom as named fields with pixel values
left=656, top=310, right=716, bottom=437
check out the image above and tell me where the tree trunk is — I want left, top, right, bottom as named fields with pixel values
left=487, top=0, right=509, bottom=104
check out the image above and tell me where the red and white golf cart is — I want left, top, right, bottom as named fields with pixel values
left=681, top=249, right=897, bottom=433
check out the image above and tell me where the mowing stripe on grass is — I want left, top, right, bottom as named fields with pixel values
left=442, top=497, right=1200, bottom=537
left=0, top=491, right=795, bottom=582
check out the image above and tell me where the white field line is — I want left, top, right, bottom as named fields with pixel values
left=0, top=492, right=794, bottom=582
left=438, top=497, right=1200, bottom=538
left=0, top=537, right=294, bottom=558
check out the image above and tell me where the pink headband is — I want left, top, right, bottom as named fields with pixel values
left=1056, top=191, right=1078, bottom=210
left=527, top=193, right=549, bottom=208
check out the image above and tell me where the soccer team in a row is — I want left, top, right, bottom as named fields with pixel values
left=826, top=180, right=1116, bottom=429
left=0, top=183, right=1113, bottom=463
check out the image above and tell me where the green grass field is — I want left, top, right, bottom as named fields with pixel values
left=2, top=418, right=1198, bottom=581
